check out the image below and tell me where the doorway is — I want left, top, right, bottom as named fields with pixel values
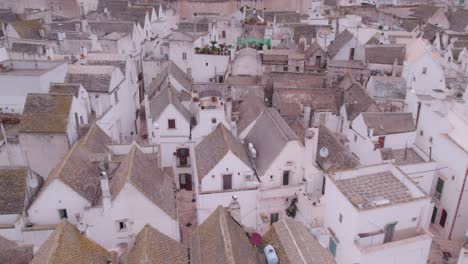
left=179, top=174, right=192, bottom=191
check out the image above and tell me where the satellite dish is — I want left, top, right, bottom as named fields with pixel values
left=28, top=176, right=39, bottom=188
left=319, top=147, right=329, bottom=158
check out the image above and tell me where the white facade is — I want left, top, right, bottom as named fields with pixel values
left=322, top=164, right=433, bottom=264
left=84, top=182, right=180, bottom=249
left=0, top=61, right=67, bottom=113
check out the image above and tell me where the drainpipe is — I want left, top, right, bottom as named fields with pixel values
left=449, top=169, right=468, bottom=240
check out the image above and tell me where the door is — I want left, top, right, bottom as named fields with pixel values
left=349, top=48, right=355, bottom=60
left=378, top=136, right=385, bottom=148
left=179, top=174, right=192, bottom=191
left=439, top=209, right=447, bottom=228
left=270, top=213, right=279, bottom=225
left=223, top=174, right=232, bottom=190
left=177, top=148, right=190, bottom=167
left=315, top=55, right=322, bottom=65
left=384, top=222, right=398, bottom=243
left=431, top=206, right=438, bottom=224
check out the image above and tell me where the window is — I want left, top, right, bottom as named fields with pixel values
left=439, top=209, right=447, bottom=228
left=282, top=171, right=290, bottom=186
left=206, top=62, right=208, bottom=67
left=435, top=178, right=444, bottom=200
left=182, top=52, right=187, bottom=60
left=117, top=221, right=127, bottom=232
left=114, top=90, right=119, bottom=103
left=328, top=238, right=337, bottom=256
left=321, top=176, right=326, bottom=195
left=383, top=222, right=397, bottom=243
left=50, top=5, right=54, bottom=11
left=378, top=136, right=385, bottom=148
left=59, top=5, right=63, bottom=11
left=211, top=118, right=217, bottom=124
left=176, top=148, right=190, bottom=167
left=58, top=209, right=68, bottom=219
left=283, top=66, right=288, bottom=72
left=222, top=30, right=226, bottom=38
left=354, top=134, right=358, bottom=142
left=431, top=206, right=438, bottom=224
left=223, top=174, right=232, bottom=190
left=420, top=130, right=424, bottom=136
left=270, top=213, right=279, bottom=225
left=296, top=66, right=300, bottom=72
left=168, top=119, right=176, bottom=129
left=349, top=48, right=355, bottom=60
left=315, top=56, right=322, bottom=65
left=80, top=116, right=84, bottom=124
left=339, top=213, right=343, bottom=223
left=422, top=67, right=427, bottom=74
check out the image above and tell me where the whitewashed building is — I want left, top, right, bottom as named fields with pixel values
left=321, top=164, right=433, bottom=264
left=193, top=124, right=259, bottom=228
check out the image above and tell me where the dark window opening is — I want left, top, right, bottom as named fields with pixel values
left=58, top=209, right=68, bottom=219
left=439, top=209, right=447, bottom=228
left=270, top=213, right=279, bottom=225
left=168, top=119, right=176, bottom=129
left=282, top=171, right=290, bottom=186
left=223, top=174, right=232, bottom=190
left=349, top=48, right=355, bottom=60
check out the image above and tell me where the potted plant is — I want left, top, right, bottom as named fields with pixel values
left=194, top=47, right=201, bottom=54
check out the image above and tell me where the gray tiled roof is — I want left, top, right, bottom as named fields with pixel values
left=34, top=124, right=112, bottom=205
left=11, top=42, right=45, bottom=53
left=245, top=108, right=299, bottom=175
left=327, top=30, right=354, bottom=59
left=195, top=124, right=252, bottom=181
left=109, top=145, right=177, bottom=219
left=149, top=86, right=192, bottom=122
left=263, top=219, right=335, bottom=264
left=0, top=168, right=27, bottom=214
left=361, top=112, right=415, bottom=136
left=316, top=125, right=359, bottom=173
left=448, top=9, right=468, bottom=32
left=19, top=94, right=73, bottom=134
left=31, top=220, right=112, bottom=264
left=66, top=65, right=116, bottom=93
left=273, top=88, right=340, bottom=117
left=0, top=235, right=33, bottom=264
left=344, top=83, right=380, bottom=121
left=234, top=89, right=266, bottom=135
left=368, top=76, right=407, bottom=100
left=365, top=45, right=406, bottom=65
left=49, top=83, right=81, bottom=97
left=125, top=224, right=187, bottom=264
left=190, top=206, right=264, bottom=264
left=334, top=172, right=414, bottom=209
left=0, top=9, right=17, bottom=23
left=411, top=5, right=440, bottom=19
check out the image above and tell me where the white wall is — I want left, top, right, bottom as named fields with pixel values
left=192, top=108, right=229, bottom=141
left=403, top=54, right=446, bottom=94
left=19, top=133, right=69, bottom=179
left=85, top=183, right=180, bottom=249
left=191, top=54, right=230, bottom=83
left=27, top=180, right=90, bottom=225
left=333, top=37, right=365, bottom=61
left=197, top=188, right=258, bottom=229
left=199, top=151, right=254, bottom=193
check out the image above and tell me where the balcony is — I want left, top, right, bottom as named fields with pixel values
left=355, top=227, right=432, bottom=253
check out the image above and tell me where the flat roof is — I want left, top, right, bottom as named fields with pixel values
left=0, top=60, right=65, bottom=76
left=334, top=170, right=425, bottom=209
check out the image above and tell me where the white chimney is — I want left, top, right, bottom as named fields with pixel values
left=230, top=121, right=237, bottom=137
left=228, top=195, right=241, bottom=224
left=226, top=98, right=232, bottom=122
left=304, top=127, right=321, bottom=194
left=100, top=171, right=111, bottom=210
left=303, top=105, right=312, bottom=128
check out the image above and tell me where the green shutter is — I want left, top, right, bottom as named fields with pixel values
left=436, top=178, right=444, bottom=194
left=328, top=238, right=337, bottom=256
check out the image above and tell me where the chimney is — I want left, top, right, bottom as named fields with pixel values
left=226, top=98, right=232, bottom=122
left=228, top=195, right=241, bottom=224
left=100, top=172, right=111, bottom=210
left=303, top=105, right=311, bottom=128
left=391, top=58, right=398, bottom=77
left=81, top=17, right=89, bottom=33
left=304, top=127, right=320, bottom=193
left=230, top=121, right=238, bottom=137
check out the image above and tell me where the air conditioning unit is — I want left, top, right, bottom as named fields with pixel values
left=245, top=173, right=254, bottom=181
left=248, top=143, right=257, bottom=159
